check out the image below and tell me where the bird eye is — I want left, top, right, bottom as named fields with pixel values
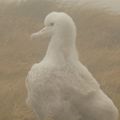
left=50, top=22, right=54, bottom=26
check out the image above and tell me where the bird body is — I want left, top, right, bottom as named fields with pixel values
left=26, top=12, right=119, bottom=120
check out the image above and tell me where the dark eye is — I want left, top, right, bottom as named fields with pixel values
left=50, top=22, right=54, bottom=26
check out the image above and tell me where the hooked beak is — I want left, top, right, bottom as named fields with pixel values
left=31, top=27, right=48, bottom=40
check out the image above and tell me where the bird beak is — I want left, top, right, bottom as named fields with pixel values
left=31, top=27, right=48, bottom=40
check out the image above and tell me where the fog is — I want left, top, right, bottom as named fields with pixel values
left=1, top=0, right=120, bottom=13
left=49, top=0, right=120, bottom=14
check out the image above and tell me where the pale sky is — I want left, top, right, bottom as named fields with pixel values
left=0, top=0, right=120, bottom=13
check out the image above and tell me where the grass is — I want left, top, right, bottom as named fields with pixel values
left=0, top=0, right=120, bottom=119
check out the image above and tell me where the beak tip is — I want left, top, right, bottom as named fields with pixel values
left=31, top=35, right=33, bottom=40
left=30, top=27, right=45, bottom=40
left=31, top=33, right=36, bottom=40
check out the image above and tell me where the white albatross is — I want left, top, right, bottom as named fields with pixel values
left=26, top=12, right=119, bottom=120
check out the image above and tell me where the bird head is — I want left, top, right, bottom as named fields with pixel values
left=31, top=12, right=76, bottom=40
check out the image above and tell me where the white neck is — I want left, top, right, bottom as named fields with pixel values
left=43, top=33, right=79, bottom=65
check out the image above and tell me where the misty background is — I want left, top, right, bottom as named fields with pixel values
left=0, top=0, right=120, bottom=120
left=1, top=0, right=120, bottom=13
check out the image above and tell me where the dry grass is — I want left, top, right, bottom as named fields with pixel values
left=0, top=1, right=120, bottom=119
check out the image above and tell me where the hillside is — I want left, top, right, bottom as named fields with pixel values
left=0, top=1, right=120, bottom=119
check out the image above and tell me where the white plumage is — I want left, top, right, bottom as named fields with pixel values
left=26, top=12, right=118, bottom=120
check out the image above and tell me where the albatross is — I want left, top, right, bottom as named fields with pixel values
left=26, top=12, right=119, bottom=120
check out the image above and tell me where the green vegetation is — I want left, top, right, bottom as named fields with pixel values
left=0, top=0, right=120, bottom=119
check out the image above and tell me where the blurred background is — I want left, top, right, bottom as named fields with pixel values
left=0, top=0, right=120, bottom=120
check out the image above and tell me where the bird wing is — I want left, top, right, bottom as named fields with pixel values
left=76, top=62, right=100, bottom=96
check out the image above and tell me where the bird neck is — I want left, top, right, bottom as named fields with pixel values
left=43, top=34, right=79, bottom=65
